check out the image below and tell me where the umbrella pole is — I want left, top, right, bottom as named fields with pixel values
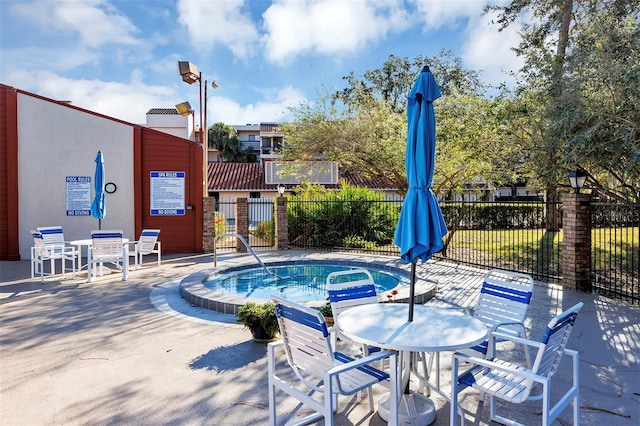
left=408, top=262, right=416, bottom=322
left=99, top=219, right=102, bottom=230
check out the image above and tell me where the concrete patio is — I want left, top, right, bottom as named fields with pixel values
left=1, top=250, right=638, bottom=425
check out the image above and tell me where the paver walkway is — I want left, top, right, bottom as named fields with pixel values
left=1, top=251, right=639, bottom=425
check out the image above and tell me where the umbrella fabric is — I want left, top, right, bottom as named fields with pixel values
left=90, top=151, right=106, bottom=228
left=394, top=67, right=448, bottom=264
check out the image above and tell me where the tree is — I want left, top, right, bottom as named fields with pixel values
left=487, top=0, right=640, bottom=204
left=282, top=52, right=505, bottom=197
left=208, top=122, right=257, bottom=163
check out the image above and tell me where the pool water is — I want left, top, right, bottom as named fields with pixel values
left=203, top=264, right=406, bottom=302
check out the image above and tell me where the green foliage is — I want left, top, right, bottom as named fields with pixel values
left=318, top=302, right=333, bottom=317
left=236, top=301, right=280, bottom=338
left=208, top=122, right=257, bottom=163
left=440, top=203, right=546, bottom=230
left=287, top=183, right=397, bottom=248
left=252, top=221, right=274, bottom=240
left=213, top=211, right=227, bottom=235
left=343, top=235, right=377, bottom=250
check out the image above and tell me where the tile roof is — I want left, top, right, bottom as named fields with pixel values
left=146, top=108, right=180, bottom=115
left=207, top=162, right=396, bottom=192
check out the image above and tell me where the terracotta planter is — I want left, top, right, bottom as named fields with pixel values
left=324, top=316, right=334, bottom=327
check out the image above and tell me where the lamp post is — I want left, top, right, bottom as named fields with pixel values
left=178, top=61, right=208, bottom=197
left=568, top=169, right=587, bottom=194
left=277, top=183, right=286, bottom=197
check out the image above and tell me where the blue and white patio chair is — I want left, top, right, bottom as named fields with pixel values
left=451, top=302, right=583, bottom=426
left=127, top=229, right=161, bottom=269
left=268, top=296, right=398, bottom=426
left=423, top=269, right=535, bottom=394
left=326, top=269, right=379, bottom=350
left=87, top=230, right=128, bottom=283
left=462, top=269, right=535, bottom=365
left=32, top=227, right=78, bottom=281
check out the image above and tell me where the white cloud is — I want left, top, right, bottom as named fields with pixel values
left=10, top=0, right=139, bottom=48
left=262, top=0, right=410, bottom=65
left=5, top=69, right=176, bottom=124
left=211, top=86, right=306, bottom=125
left=461, top=11, right=524, bottom=89
left=176, top=0, right=259, bottom=59
left=411, top=0, right=487, bottom=30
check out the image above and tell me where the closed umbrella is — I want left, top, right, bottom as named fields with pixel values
left=394, top=65, right=448, bottom=322
left=90, top=151, right=106, bottom=230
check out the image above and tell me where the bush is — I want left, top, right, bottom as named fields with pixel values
left=252, top=220, right=274, bottom=240
left=287, top=182, right=397, bottom=248
left=213, top=211, right=227, bottom=235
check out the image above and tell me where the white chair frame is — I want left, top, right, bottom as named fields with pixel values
left=87, top=230, right=128, bottom=283
left=128, top=229, right=161, bottom=269
left=31, top=229, right=77, bottom=282
left=451, top=302, right=583, bottom=426
left=268, top=296, right=398, bottom=426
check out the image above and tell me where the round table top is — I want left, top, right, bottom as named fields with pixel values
left=337, top=303, right=487, bottom=352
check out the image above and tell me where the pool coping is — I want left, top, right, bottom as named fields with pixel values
left=179, top=257, right=437, bottom=316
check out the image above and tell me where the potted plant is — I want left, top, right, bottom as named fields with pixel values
left=319, top=302, right=334, bottom=327
left=236, top=301, right=280, bottom=343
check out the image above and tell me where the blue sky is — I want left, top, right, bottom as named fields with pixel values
left=0, top=0, right=524, bottom=127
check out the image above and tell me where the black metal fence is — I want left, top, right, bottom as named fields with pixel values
left=211, top=196, right=639, bottom=304
left=591, top=203, right=639, bottom=303
left=434, top=201, right=563, bottom=283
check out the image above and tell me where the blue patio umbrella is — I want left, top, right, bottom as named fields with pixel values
left=90, top=151, right=106, bottom=230
left=394, top=66, right=448, bottom=322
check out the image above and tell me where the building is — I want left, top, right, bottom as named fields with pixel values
left=0, top=84, right=205, bottom=261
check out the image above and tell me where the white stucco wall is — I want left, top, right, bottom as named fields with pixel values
left=17, top=94, right=135, bottom=259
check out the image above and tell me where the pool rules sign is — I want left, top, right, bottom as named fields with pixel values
left=150, top=171, right=185, bottom=215
left=66, top=176, right=92, bottom=216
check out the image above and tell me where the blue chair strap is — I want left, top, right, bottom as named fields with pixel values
left=328, top=284, right=377, bottom=303
left=481, top=282, right=532, bottom=304
left=334, top=352, right=389, bottom=381
left=542, top=312, right=578, bottom=344
left=93, top=232, right=122, bottom=239
left=275, top=303, right=328, bottom=337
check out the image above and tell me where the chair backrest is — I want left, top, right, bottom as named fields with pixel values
left=91, top=230, right=124, bottom=258
left=326, top=269, right=378, bottom=318
left=272, top=296, right=334, bottom=390
left=37, top=226, right=66, bottom=247
left=473, top=269, right=534, bottom=337
left=31, top=230, right=50, bottom=258
left=510, top=302, right=583, bottom=400
left=137, top=229, right=160, bottom=254
left=533, top=302, right=584, bottom=378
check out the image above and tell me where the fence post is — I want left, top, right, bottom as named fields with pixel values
left=202, top=197, right=216, bottom=253
left=236, top=198, right=248, bottom=253
left=274, top=196, right=288, bottom=250
left=561, top=193, right=592, bottom=292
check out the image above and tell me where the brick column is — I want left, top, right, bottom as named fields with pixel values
left=202, top=197, right=216, bottom=253
left=561, top=193, right=592, bottom=292
left=274, top=196, right=288, bottom=250
left=236, top=198, right=248, bottom=252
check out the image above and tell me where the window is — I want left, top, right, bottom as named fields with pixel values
left=250, top=192, right=260, bottom=198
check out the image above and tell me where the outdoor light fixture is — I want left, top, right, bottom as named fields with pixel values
left=175, top=101, right=192, bottom=116
left=177, top=61, right=199, bottom=84
left=568, top=169, right=587, bottom=194
left=277, top=183, right=286, bottom=197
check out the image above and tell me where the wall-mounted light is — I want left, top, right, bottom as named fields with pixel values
left=568, top=169, right=587, bottom=194
left=277, top=183, right=286, bottom=197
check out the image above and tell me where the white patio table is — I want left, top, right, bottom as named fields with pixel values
left=337, top=303, right=487, bottom=425
left=70, top=238, right=129, bottom=278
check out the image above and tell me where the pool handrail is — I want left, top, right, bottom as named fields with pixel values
left=213, top=233, right=276, bottom=276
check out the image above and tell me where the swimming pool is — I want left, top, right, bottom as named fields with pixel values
left=178, top=257, right=436, bottom=315
left=201, top=263, right=408, bottom=302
